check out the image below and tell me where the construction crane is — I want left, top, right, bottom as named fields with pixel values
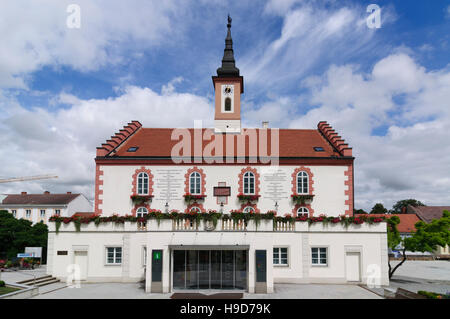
left=0, top=175, right=58, bottom=183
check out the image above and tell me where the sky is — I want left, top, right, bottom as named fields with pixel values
left=0, top=0, right=449, bottom=212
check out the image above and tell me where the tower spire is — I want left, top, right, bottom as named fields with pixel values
left=217, top=15, right=240, bottom=77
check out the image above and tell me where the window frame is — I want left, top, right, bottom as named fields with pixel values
left=137, top=172, right=149, bottom=195
left=311, top=247, right=328, bottom=267
left=189, top=171, right=201, bottom=195
left=297, top=171, right=309, bottom=194
left=273, top=247, right=289, bottom=266
left=243, top=171, right=255, bottom=195
left=11, top=210, right=17, bottom=217
left=25, top=209, right=32, bottom=218
left=297, top=207, right=309, bottom=216
left=40, top=209, right=46, bottom=217
left=105, top=247, right=123, bottom=265
left=136, top=207, right=148, bottom=218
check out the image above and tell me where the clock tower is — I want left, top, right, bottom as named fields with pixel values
left=213, top=15, right=244, bottom=134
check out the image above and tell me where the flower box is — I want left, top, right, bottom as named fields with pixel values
left=130, top=194, right=153, bottom=204
left=237, top=194, right=260, bottom=203
left=291, top=194, right=314, bottom=204
left=183, top=193, right=207, bottom=202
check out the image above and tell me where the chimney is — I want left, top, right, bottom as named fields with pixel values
left=67, top=192, right=72, bottom=194
left=262, top=121, right=269, bottom=129
left=21, top=192, right=27, bottom=195
left=44, top=191, right=50, bottom=194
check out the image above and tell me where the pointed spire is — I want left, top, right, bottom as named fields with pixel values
left=217, top=14, right=240, bottom=77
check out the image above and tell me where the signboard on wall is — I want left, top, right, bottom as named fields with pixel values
left=25, top=247, right=43, bottom=258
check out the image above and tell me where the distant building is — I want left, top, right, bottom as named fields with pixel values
left=406, top=205, right=450, bottom=259
left=0, top=191, right=92, bottom=224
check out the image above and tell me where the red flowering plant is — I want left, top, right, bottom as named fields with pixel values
left=291, top=194, right=314, bottom=205
left=264, top=210, right=277, bottom=219
left=237, top=193, right=260, bottom=203
left=130, top=194, right=153, bottom=204
left=183, top=193, right=207, bottom=203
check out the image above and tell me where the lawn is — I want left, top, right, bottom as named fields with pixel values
left=0, top=286, right=21, bottom=295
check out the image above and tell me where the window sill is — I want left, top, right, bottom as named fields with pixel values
left=104, top=264, right=122, bottom=266
left=311, top=264, right=328, bottom=267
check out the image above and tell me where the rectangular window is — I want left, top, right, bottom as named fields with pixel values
left=26, top=209, right=31, bottom=218
left=311, top=247, right=327, bottom=266
left=11, top=210, right=17, bottom=217
left=55, top=209, right=61, bottom=216
left=40, top=210, right=46, bottom=217
left=106, top=247, right=122, bottom=265
left=273, top=247, right=288, bottom=265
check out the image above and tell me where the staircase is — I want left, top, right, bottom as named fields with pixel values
left=17, top=275, right=60, bottom=287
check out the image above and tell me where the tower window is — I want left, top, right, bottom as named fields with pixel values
left=224, top=97, right=232, bottom=111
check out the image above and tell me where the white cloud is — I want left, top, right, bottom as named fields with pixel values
left=0, top=0, right=190, bottom=89
left=0, top=84, right=213, bottom=199
left=278, top=53, right=450, bottom=211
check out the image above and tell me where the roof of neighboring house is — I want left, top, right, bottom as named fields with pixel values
left=95, top=121, right=354, bottom=160
left=407, top=205, right=450, bottom=224
left=355, top=214, right=421, bottom=233
left=1, top=193, right=80, bottom=206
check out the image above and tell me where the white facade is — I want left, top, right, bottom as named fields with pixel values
left=0, top=194, right=93, bottom=224
left=47, top=219, right=389, bottom=292
left=97, top=165, right=349, bottom=216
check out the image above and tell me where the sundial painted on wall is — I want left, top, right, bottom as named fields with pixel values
left=154, top=169, right=183, bottom=202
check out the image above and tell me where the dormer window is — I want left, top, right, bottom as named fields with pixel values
left=127, top=147, right=139, bottom=152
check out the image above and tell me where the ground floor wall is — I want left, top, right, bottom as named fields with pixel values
left=47, top=229, right=389, bottom=293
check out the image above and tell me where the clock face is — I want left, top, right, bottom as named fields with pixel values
left=223, top=86, right=233, bottom=95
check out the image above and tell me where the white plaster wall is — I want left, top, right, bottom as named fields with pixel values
left=47, top=221, right=388, bottom=288
left=66, top=195, right=93, bottom=215
left=1, top=206, right=68, bottom=224
left=100, top=165, right=349, bottom=216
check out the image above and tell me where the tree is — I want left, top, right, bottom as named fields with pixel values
left=0, top=210, right=48, bottom=261
left=354, top=209, right=368, bottom=214
left=391, top=199, right=425, bottom=214
left=370, top=203, right=388, bottom=214
left=387, top=210, right=450, bottom=279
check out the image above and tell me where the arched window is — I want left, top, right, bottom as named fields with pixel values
left=224, top=97, right=232, bottom=111
left=243, top=206, right=255, bottom=214
left=243, top=171, right=255, bottom=195
left=190, top=206, right=201, bottom=214
left=136, top=207, right=148, bottom=217
left=137, top=172, right=149, bottom=195
left=297, top=207, right=309, bottom=216
left=189, top=172, right=201, bottom=194
left=297, top=171, right=309, bottom=194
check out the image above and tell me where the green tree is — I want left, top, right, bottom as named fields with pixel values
left=354, top=209, right=368, bottom=214
left=0, top=210, right=48, bottom=261
left=370, top=203, right=388, bottom=214
left=387, top=210, right=450, bottom=279
left=391, top=199, right=425, bottom=214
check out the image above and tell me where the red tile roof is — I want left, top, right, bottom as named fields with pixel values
left=356, top=214, right=420, bottom=233
left=72, top=212, right=95, bottom=218
left=407, top=205, right=450, bottom=224
left=1, top=193, right=80, bottom=205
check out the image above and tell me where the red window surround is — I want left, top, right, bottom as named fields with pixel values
left=344, top=164, right=354, bottom=216
left=185, top=203, right=206, bottom=214
left=131, top=167, right=154, bottom=196
left=132, top=203, right=151, bottom=217
left=292, top=203, right=314, bottom=217
left=184, top=167, right=206, bottom=195
left=237, top=167, right=261, bottom=195
left=291, top=166, right=314, bottom=195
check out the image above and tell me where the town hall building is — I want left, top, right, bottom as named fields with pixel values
left=46, top=17, right=389, bottom=294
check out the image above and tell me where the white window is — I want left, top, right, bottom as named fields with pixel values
left=26, top=209, right=31, bottom=218
left=106, top=247, right=122, bottom=265
left=189, top=172, right=201, bottom=194
left=243, top=206, right=255, bottom=214
left=189, top=206, right=201, bottom=214
left=273, top=247, right=288, bottom=265
left=311, top=247, right=327, bottom=266
left=40, top=210, right=46, bottom=217
left=297, top=207, right=309, bottom=216
left=55, top=209, right=61, bottom=216
left=243, top=171, right=255, bottom=195
left=11, top=210, right=17, bottom=217
left=137, top=172, right=149, bottom=195
left=136, top=207, right=148, bottom=218
left=297, top=171, right=309, bottom=194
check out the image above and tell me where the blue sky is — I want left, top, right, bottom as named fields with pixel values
left=1, top=0, right=449, bottom=211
